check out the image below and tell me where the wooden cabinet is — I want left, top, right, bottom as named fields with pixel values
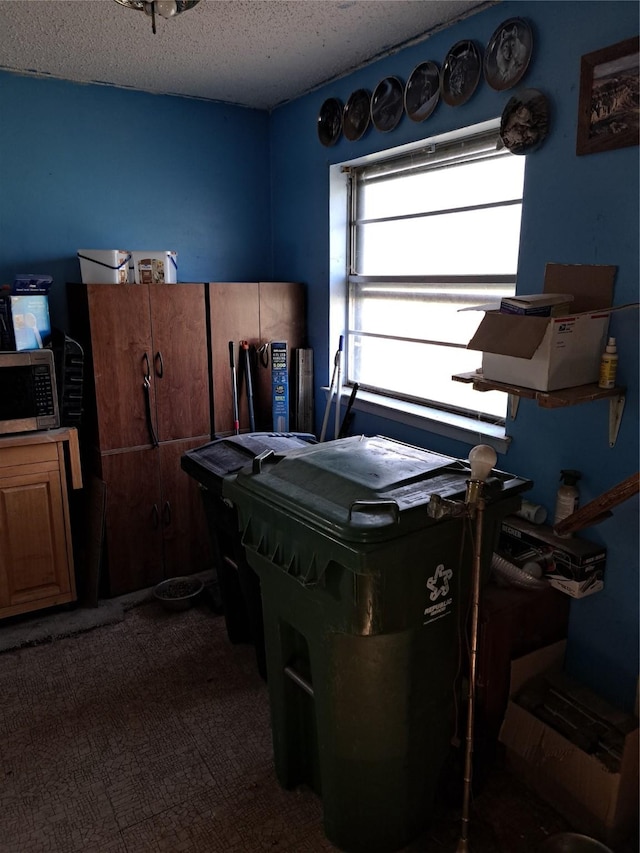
left=73, top=282, right=210, bottom=450
left=68, top=283, right=213, bottom=596
left=208, top=281, right=305, bottom=434
left=68, top=280, right=306, bottom=597
left=0, top=428, right=81, bottom=619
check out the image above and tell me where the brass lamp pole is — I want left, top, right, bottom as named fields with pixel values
left=457, top=444, right=497, bottom=853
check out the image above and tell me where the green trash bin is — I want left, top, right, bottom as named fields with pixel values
left=222, top=435, right=530, bottom=853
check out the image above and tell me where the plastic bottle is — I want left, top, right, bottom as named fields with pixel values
left=554, top=469, right=581, bottom=537
left=598, top=337, right=618, bottom=389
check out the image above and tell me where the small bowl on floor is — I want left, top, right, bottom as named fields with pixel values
left=539, top=834, right=613, bottom=853
left=153, top=577, right=204, bottom=612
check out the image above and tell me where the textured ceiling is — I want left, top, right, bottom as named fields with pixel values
left=0, top=0, right=492, bottom=110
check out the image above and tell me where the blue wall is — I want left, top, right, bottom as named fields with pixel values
left=0, top=75, right=271, bottom=326
left=0, top=1, right=637, bottom=710
left=270, top=1, right=639, bottom=710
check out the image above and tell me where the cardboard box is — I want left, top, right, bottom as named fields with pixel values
left=499, top=516, right=606, bottom=598
left=77, top=250, right=131, bottom=284
left=500, top=642, right=639, bottom=847
left=130, top=251, right=177, bottom=284
left=467, top=264, right=616, bottom=391
left=0, top=294, right=52, bottom=351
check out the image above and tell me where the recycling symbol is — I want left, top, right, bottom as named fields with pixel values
left=426, top=564, right=452, bottom=602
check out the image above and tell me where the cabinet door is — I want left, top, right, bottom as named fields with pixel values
left=86, top=284, right=155, bottom=451
left=0, top=464, right=74, bottom=613
left=149, top=284, right=210, bottom=442
left=159, top=437, right=212, bottom=579
left=100, top=449, right=163, bottom=596
left=208, top=282, right=260, bottom=435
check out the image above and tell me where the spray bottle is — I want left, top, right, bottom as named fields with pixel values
left=554, top=469, right=581, bottom=537
left=598, top=337, right=618, bottom=389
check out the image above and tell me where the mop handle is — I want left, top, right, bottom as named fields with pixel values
left=241, top=341, right=255, bottom=432
left=319, top=339, right=341, bottom=442
left=333, top=335, right=344, bottom=441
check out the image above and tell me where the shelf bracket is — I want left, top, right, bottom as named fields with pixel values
left=508, top=394, right=520, bottom=420
left=608, top=394, right=625, bottom=447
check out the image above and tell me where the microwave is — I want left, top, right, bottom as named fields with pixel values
left=0, top=349, right=60, bottom=435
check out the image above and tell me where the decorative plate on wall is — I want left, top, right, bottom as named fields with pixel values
left=343, top=89, right=371, bottom=141
left=441, top=40, right=482, bottom=106
left=500, top=88, right=550, bottom=154
left=404, top=61, right=441, bottom=122
left=371, top=76, right=404, bottom=132
left=317, top=97, right=343, bottom=147
left=484, top=18, right=533, bottom=91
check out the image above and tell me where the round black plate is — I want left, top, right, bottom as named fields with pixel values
left=441, top=40, right=482, bottom=107
left=343, top=89, right=371, bottom=141
left=484, top=18, right=533, bottom=91
left=371, top=76, right=404, bottom=132
left=405, top=61, right=441, bottom=122
left=317, top=97, right=343, bottom=147
left=500, top=88, right=550, bottom=154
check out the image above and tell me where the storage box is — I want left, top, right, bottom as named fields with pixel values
left=130, top=251, right=177, bottom=284
left=77, top=250, right=131, bottom=284
left=499, top=641, right=639, bottom=847
left=467, top=264, right=616, bottom=391
left=0, top=294, right=52, bottom=350
left=499, top=516, right=606, bottom=598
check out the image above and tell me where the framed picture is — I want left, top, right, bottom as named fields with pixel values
left=576, top=36, right=639, bottom=156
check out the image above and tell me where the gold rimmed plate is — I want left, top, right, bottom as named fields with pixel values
left=371, top=76, right=404, bottom=132
left=484, top=18, right=533, bottom=92
left=343, top=89, right=371, bottom=141
left=441, top=40, right=482, bottom=107
left=405, top=61, right=440, bottom=122
left=317, top=97, right=343, bottom=147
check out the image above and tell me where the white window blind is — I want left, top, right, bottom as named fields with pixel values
left=345, top=126, right=526, bottom=422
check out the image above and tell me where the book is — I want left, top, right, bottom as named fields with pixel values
left=500, top=293, right=574, bottom=316
left=271, top=341, right=289, bottom=432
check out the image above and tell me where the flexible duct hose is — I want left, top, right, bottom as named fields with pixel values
left=491, top=552, right=548, bottom=590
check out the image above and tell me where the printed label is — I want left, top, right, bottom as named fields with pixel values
left=423, top=563, right=453, bottom=625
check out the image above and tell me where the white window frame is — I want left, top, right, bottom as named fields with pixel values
left=329, top=118, right=522, bottom=452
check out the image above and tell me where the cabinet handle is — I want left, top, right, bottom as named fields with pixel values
left=142, top=352, right=159, bottom=449
left=152, top=503, right=160, bottom=529
left=162, top=500, right=172, bottom=527
left=155, top=351, right=164, bottom=379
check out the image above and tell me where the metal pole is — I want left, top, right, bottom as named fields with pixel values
left=456, top=492, right=486, bottom=853
left=228, top=341, right=239, bottom=435
left=241, top=341, right=255, bottom=432
left=334, top=334, right=344, bottom=441
left=319, top=339, right=341, bottom=442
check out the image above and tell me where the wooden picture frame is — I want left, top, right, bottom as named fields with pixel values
left=576, top=36, right=639, bottom=155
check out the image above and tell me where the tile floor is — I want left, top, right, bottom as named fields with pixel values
left=0, top=595, right=631, bottom=853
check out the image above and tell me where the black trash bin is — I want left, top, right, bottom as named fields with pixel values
left=181, top=432, right=316, bottom=679
left=222, top=435, right=531, bottom=853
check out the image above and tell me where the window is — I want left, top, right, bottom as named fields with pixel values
left=344, top=122, right=526, bottom=424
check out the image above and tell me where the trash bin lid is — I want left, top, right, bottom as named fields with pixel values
left=225, top=435, right=530, bottom=543
left=181, top=432, right=316, bottom=492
